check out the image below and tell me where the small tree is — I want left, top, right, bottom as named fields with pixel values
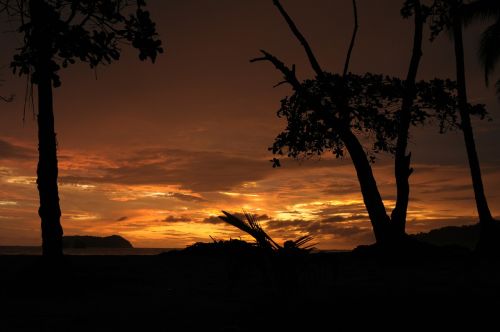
left=0, top=0, right=163, bottom=256
left=254, top=0, right=485, bottom=249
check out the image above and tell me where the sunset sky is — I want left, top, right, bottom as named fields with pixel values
left=0, top=0, right=499, bottom=249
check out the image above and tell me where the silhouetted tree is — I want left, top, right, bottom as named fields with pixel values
left=254, top=0, right=485, bottom=248
left=428, top=0, right=499, bottom=253
left=0, top=0, right=163, bottom=256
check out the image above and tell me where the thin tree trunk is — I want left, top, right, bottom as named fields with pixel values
left=452, top=17, right=499, bottom=252
left=31, top=0, right=63, bottom=256
left=452, top=19, right=494, bottom=224
left=391, top=0, right=423, bottom=234
left=342, top=129, right=391, bottom=244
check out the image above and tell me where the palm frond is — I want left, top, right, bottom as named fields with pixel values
left=478, top=20, right=500, bottom=85
left=219, top=211, right=256, bottom=238
left=218, top=210, right=316, bottom=253
left=293, top=235, right=317, bottom=250
left=462, top=0, right=500, bottom=26
left=219, top=211, right=280, bottom=250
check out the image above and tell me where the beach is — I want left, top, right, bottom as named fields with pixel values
left=1, top=249, right=500, bottom=331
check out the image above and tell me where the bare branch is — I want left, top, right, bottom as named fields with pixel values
left=273, top=80, right=288, bottom=88
left=250, top=50, right=301, bottom=89
left=343, top=0, right=359, bottom=77
left=272, top=0, right=324, bottom=78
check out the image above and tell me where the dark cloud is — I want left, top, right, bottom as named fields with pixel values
left=264, top=219, right=309, bottom=231
left=203, top=212, right=270, bottom=225
left=170, top=192, right=206, bottom=202
left=321, top=215, right=347, bottom=223
left=0, top=139, right=34, bottom=160
left=264, top=218, right=374, bottom=244
left=321, top=183, right=361, bottom=196
left=307, top=222, right=370, bottom=238
left=163, top=215, right=191, bottom=223
left=321, top=213, right=368, bottom=223
left=202, top=216, right=224, bottom=225
left=321, top=213, right=369, bottom=223
left=314, top=203, right=367, bottom=215
left=116, top=216, right=128, bottom=221
left=417, top=184, right=472, bottom=195
left=60, top=148, right=272, bottom=192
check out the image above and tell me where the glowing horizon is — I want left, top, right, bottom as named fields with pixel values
left=1, top=0, right=499, bottom=249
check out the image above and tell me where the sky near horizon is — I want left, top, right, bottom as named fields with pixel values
left=0, top=0, right=499, bottom=249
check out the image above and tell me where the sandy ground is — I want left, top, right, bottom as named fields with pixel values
left=1, top=250, right=499, bottom=331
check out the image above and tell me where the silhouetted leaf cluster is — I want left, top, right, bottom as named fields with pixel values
left=425, top=0, right=459, bottom=41
left=269, top=72, right=486, bottom=165
left=8, top=0, right=163, bottom=87
left=218, top=211, right=315, bottom=253
left=219, top=210, right=280, bottom=251
left=401, top=0, right=431, bottom=19
left=184, top=238, right=261, bottom=255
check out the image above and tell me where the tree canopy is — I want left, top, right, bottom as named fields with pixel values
left=1, top=0, right=163, bottom=87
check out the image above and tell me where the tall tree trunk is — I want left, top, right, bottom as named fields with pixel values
left=453, top=19, right=493, bottom=223
left=31, top=0, right=63, bottom=256
left=342, top=129, right=392, bottom=244
left=452, top=17, right=496, bottom=251
left=391, top=0, right=423, bottom=234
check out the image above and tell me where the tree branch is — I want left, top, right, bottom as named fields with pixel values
left=250, top=50, right=302, bottom=89
left=343, top=0, right=358, bottom=77
left=272, top=0, right=324, bottom=79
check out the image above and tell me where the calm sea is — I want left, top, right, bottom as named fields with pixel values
left=0, top=246, right=179, bottom=255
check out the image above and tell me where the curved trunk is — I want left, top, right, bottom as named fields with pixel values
left=452, top=19, right=494, bottom=224
left=453, top=18, right=497, bottom=252
left=391, top=0, right=423, bottom=234
left=31, top=0, right=63, bottom=256
left=342, top=129, right=391, bottom=244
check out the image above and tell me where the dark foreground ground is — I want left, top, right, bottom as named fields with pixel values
left=1, top=248, right=500, bottom=331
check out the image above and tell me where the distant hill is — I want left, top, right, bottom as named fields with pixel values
left=63, top=235, right=133, bottom=249
left=412, top=224, right=480, bottom=250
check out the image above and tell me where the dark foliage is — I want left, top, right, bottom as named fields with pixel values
left=183, top=238, right=261, bottom=255
left=218, top=210, right=315, bottom=253
left=4, top=0, right=163, bottom=87
left=412, top=224, right=480, bottom=250
left=269, top=72, right=486, bottom=166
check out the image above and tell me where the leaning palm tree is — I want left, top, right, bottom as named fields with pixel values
left=429, top=0, right=498, bottom=252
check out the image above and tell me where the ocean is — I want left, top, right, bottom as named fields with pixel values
left=0, top=246, right=178, bottom=255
